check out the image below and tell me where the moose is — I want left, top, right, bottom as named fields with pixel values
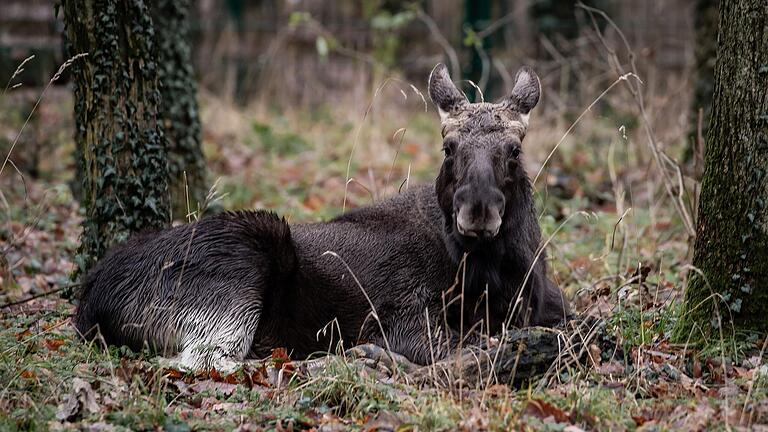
left=74, top=64, right=570, bottom=372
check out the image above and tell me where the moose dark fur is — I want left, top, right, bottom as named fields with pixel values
left=75, top=64, right=570, bottom=371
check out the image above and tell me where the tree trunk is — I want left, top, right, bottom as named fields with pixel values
left=674, top=0, right=768, bottom=341
left=685, top=0, right=720, bottom=165
left=63, top=0, right=170, bottom=277
left=153, top=0, right=208, bottom=219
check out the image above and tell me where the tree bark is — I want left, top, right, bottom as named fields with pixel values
left=685, top=0, right=720, bottom=164
left=674, top=0, right=768, bottom=341
left=63, top=0, right=170, bottom=277
left=153, top=0, right=208, bottom=218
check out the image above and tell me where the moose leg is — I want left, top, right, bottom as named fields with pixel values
left=159, top=308, right=261, bottom=374
left=345, top=343, right=418, bottom=374
left=352, top=312, right=483, bottom=369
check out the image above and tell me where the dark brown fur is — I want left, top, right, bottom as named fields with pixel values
left=74, top=64, right=570, bottom=369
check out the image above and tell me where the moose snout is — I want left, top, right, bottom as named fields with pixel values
left=454, top=186, right=505, bottom=240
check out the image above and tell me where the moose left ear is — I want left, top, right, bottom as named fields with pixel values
left=505, top=66, right=541, bottom=115
left=429, top=63, right=468, bottom=122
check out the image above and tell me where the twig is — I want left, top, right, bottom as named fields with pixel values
left=0, top=53, right=89, bottom=179
left=473, top=43, right=491, bottom=96
left=576, top=2, right=696, bottom=237
left=533, top=73, right=638, bottom=186
left=0, top=283, right=80, bottom=309
left=415, top=7, right=460, bottom=80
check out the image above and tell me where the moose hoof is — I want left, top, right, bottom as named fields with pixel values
left=345, top=344, right=417, bottom=374
left=154, top=354, right=243, bottom=375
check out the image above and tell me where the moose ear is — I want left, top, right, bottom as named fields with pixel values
left=506, top=66, right=541, bottom=116
left=428, top=63, right=468, bottom=122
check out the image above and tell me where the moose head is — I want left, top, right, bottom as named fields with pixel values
left=429, top=63, right=541, bottom=257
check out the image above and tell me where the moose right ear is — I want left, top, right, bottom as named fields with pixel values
left=428, top=63, right=468, bottom=122
left=506, top=66, right=540, bottom=115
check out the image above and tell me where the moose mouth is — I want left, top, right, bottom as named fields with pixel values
left=453, top=204, right=503, bottom=243
left=456, top=221, right=500, bottom=239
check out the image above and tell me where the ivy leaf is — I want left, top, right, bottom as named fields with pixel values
left=145, top=197, right=159, bottom=215
left=730, top=298, right=742, bottom=313
left=463, top=28, right=480, bottom=48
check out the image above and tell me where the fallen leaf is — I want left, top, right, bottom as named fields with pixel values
left=363, top=411, right=406, bottom=432
left=303, top=195, right=324, bottom=211
left=272, top=347, right=291, bottom=369
left=250, top=367, right=271, bottom=387
left=597, top=361, right=625, bottom=377
left=223, top=372, right=240, bottom=384
left=56, top=378, right=100, bottom=421
left=588, top=344, right=602, bottom=367
left=209, top=368, right=222, bottom=381
left=165, top=368, right=184, bottom=379
left=632, top=412, right=658, bottom=427
left=44, top=338, right=65, bottom=351
left=671, top=401, right=715, bottom=430
left=692, top=358, right=703, bottom=378
left=524, top=398, right=571, bottom=424
left=191, top=379, right=238, bottom=396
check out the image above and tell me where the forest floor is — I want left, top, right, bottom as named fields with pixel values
left=1, top=86, right=767, bottom=431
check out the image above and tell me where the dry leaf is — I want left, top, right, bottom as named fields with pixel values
left=44, top=338, right=65, bottom=351
left=56, top=378, right=100, bottom=421
left=524, top=399, right=571, bottom=424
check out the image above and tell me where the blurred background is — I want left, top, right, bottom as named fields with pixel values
left=1, top=0, right=711, bottom=303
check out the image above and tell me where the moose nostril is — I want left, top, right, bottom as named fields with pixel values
left=475, top=229, right=493, bottom=240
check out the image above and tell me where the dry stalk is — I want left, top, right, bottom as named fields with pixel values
left=3, top=55, right=35, bottom=94
left=1, top=53, right=88, bottom=179
left=321, top=251, right=397, bottom=377
left=577, top=3, right=696, bottom=238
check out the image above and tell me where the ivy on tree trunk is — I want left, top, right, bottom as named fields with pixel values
left=153, top=0, right=208, bottom=218
left=62, top=0, right=170, bottom=278
left=674, top=0, right=768, bottom=341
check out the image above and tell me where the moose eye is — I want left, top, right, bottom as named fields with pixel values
left=442, top=140, right=457, bottom=158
